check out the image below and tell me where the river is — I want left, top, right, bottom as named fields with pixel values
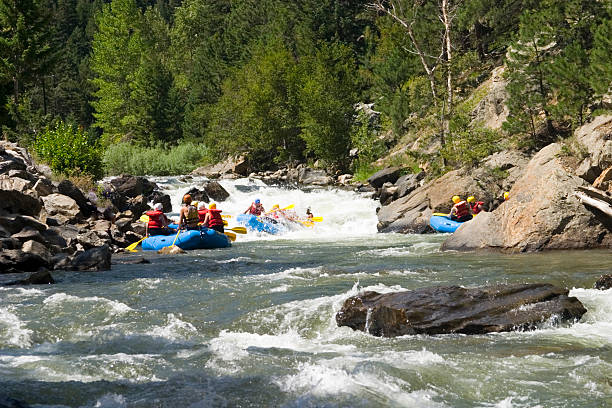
left=1, top=177, right=610, bottom=407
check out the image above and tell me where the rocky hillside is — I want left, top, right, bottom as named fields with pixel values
left=368, top=114, right=612, bottom=252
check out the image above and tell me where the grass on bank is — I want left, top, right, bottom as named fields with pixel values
left=103, top=142, right=211, bottom=176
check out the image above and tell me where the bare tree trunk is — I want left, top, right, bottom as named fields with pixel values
left=441, top=0, right=453, bottom=151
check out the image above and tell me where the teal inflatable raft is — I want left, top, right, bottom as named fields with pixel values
left=142, top=228, right=231, bottom=250
left=429, top=215, right=468, bottom=233
left=236, top=214, right=282, bottom=234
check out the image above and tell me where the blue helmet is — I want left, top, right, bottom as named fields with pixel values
left=254, top=199, right=261, bottom=204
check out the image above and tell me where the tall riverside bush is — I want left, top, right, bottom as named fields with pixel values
left=34, top=121, right=104, bottom=180
left=103, top=142, right=210, bottom=176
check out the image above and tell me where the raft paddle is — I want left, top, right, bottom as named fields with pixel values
left=140, top=214, right=149, bottom=222
left=227, top=226, right=247, bottom=234
left=224, top=231, right=236, bottom=241
left=310, top=216, right=323, bottom=222
left=432, top=212, right=450, bottom=216
left=126, top=236, right=146, bottom=252
left=170, top=228, right=181, bottom=247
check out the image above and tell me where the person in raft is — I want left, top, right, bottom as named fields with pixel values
left=203, top=203, right=224, bottom=233
left=306, top=208, right=314, bottom=219
left=197, top=202, right=208, bottom=224
left=178, top=194, right=199, bottom=230
left=467, top=196, right=485, bottom=215
left=244, top=198, right=265, bottom=216
left=146, top=203, right=172, bottom=235
left=450, top=195, right=472, bottom=222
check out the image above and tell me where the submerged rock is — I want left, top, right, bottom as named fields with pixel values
left=157, top=245, right=185, bottom=255
left=594, top=274, right=612, bottom=290
left=336, top=283, right=586, bottom=337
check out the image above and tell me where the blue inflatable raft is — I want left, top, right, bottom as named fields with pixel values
left=236, top=214, right=281, bottom=234
left=429, top=215, right=468, bottom=233
left=142, top=228, right=231, bottom=250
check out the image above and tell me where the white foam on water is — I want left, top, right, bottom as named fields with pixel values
left=132, top=278, right=161, bottom=289
left=0, top=307, right=32, bottom=348
left=275, top=360, right=446, bottom=407
left=269, top=284, right=291, bottom=293
left=0, top=287, right=45, bottom=299
left=152, top=176, right=380, bottom=241
left=94, top=394, right=127, bottom=408
left=147, top=313, right=198, bottom=341
left=244, top=266, right=325, bottom=283
left=208, top=329, right=357, bottom=363
left=43, top=293, right=133, bottom=315
left=356, top=243, right=440, bottom=257
left=215, top=256, right=251, bottom=264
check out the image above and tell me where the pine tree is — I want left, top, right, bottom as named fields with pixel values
left=0, top=0, right=53, bottom=124
left=503, top=8, right=557, bottom=143
left=90, top=0, right=144, bottom=146
left=590, top=17, right=612, bottom=99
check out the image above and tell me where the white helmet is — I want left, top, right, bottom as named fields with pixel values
left=153, top=203, right=163, bottom=211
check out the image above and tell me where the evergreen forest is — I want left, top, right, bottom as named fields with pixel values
left=1, top=0, right=611, bottom=180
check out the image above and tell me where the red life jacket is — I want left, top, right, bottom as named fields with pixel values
left=198, top=209, right=208, bottom=223
left=207, top=209, right=223, bottom=227
left=249, top=204, right=263, bottom=216
left=454, top=201, right=469, bottom=218
left=146, top=210, right=165, bottom=229
left=471, top=201, right=484, bottom=214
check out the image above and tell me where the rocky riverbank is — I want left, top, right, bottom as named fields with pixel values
left=369, top=115, right=612, bottom=252
left=0, top=142, right=178, bottom=284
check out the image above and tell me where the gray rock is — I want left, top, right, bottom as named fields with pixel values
left=68, top=245, right=111, bottom=271
left=204, top=181, right=230, bottom=202
left=57, top=179, right=94, bottom=217
left=109, top=175, right=157, bottom=198
left=574, top=115, right=612, bottom=181
left=32, top=178, right=55, bottom=197
left=5, top=269, right=55, bottom=285
left=41, top=193, right=81, bottom=223
left=0, top=177, right=41, bottom=216
left=12, top=228, right=46, bottom=245
left=0, top=249, right=49, bottom=272
left=594, top=274, right=612, bottom=290
left=336, top=283, right=586, bottom=337
left=148, top=191, right=172, bottom=212
left=395, top=172, right=425, bottom=199
left=77, top=230, right=108, bottom=249
left=0, top=215, right=47, bottom=235
left=367, top=167, right=400, bottom=189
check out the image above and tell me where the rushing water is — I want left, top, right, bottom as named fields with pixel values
left=1, top=177, right=611, bottom=407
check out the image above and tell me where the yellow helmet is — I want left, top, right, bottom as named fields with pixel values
left=467, top=196, right=475, bottom=203
left=452, top=195, right=461, bottom=203
left=272, top=204, right=279, bottom=209
left=192, top=201, right=198, bottom=208
left=209, top=203, right=216, bottom=209
left=503, top=192, right=509, bottom=200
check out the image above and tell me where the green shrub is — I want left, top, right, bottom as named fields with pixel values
left=34, top=121, right=104, bottom=180
left=103, top=142, right=211, bottom=176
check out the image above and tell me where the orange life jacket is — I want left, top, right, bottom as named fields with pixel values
left=146, top=210, right=165, bottom=229
left=207, top=209, right=223, bottom=227
left=453, top=201, right=469, bottom=218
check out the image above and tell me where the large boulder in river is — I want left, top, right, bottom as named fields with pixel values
left=442, top=143, right=612, bottom=252
left=336, top=283, right=586, bottom=337
left=204, top=181, right=230, bottom=202
left=66, top=245, right=111, bottom=271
